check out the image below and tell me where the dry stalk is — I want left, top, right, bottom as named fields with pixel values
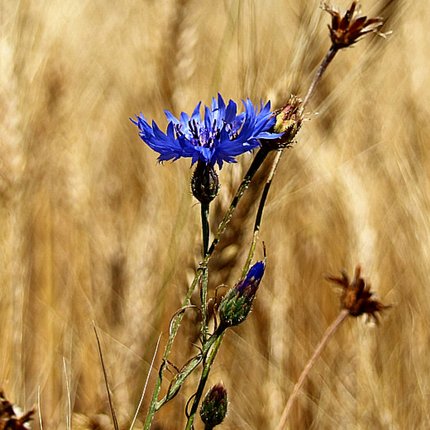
left=276, top=309, right=349, bottom=429
left=277, top=266, right=389, bottom=428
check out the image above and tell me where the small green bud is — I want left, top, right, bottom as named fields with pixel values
left=200, top=383, right=228, bottom=429
left=218, top=261, right=265, bottom=329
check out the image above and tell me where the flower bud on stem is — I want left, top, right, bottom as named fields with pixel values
left=191, top=161, right=220, bottom=206
left=200, top=383, right=228, bottom=429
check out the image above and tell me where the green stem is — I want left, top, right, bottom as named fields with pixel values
left=200, top=203, right=210, bottom=342
left=143, top=147, right=270, bottom=429
left=200, top=266, right=209, bottom=343
left=207, top=146, right=270, bottom=257
left=155, top=333, right=219, bottom=409
left=143, top=269, right=203, bottom=430
left=242, top=150, right=284, bottom=277
left=184, top=333, right=225, bottom=430
left=201, top=202, right=210, bottom=257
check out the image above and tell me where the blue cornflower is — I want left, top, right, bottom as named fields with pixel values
left=131, top=94, right=281, bottom=169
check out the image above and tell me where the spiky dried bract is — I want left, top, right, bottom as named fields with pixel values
left=327, top=265, right=389, bottom=322
left=323, top=1, right=384, bottom=49
left=261, top=95, right=304, bottom=150
left=218, top=261, right=265, bottom=329
left=0, top=391, right=34, bottom=429
left=200, top=383, right=228, bottom=428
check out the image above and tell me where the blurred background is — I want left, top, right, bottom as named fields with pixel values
left=1, top=0, right=429, bottom=428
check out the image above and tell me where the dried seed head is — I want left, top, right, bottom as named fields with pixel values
left=326, top=265, right=389, bottom=323
left=261, top=95, right=304, bottom=150
left=323, top=1, right=385, bottom=49
left=200, top=383, right=228, bottom=428
left=0, top=391, right=34, bottom=429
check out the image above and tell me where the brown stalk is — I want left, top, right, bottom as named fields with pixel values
left=277, top=266, right=389, bottom=428
left=276, top=309, right=349, bottom=429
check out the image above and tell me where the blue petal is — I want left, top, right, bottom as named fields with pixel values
left=191, top=102, right=202, bottom=121
left=132, top=94, right=281, bottom=168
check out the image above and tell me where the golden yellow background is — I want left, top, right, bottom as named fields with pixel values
left=1, top=0, right=428, bottom=428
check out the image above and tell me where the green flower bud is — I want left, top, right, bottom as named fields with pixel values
left=218, top=261, right=265, bottom=329
left=200, top=383, right=228, bottom=429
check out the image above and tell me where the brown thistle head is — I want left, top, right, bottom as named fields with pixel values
left=326, top=265, right=389, bottom=322
left=323, top=1, right=385, bottom=49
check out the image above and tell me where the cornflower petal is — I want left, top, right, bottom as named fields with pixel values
left=132, top=95, right=282, bottom=167
left=164, top=110, right=179, bottom=124
left=191, top=102, right=202, bottom=120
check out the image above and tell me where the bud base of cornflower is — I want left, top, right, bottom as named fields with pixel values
left=191, top=161, right=220, bottom=204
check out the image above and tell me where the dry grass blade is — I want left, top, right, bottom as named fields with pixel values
left=37, top=387, right=44, bottom=430
left=62, top=358, right=72, bottom=430
left=129, top=334, right=162, bottom=430
left=93, top=323, right=120, bottom=430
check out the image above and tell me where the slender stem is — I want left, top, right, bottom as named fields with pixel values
left=200, top=203, right=210, bottom=342
left=143, top=148, right=270, bottom=429
left=184, top=333, right=225, bottom=430
left=302, top=45, right=338, bottom=110
left=201, top=203, right=210, bottom=257
left=143, top=270, right=203, bottom=429
left=207, top=146, right=270, bottom=257
left=242, top=150, right=284, bottom=277
left=276, top=309, right=349, bottom=430
left=200, top=266, right=209, bottom=343
left=156, top=332, right=219, bottom=409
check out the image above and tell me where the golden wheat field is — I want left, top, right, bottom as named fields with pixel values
left=1, top=0, right=430, bottom=428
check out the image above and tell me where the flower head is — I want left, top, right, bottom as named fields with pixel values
left=218, top=261, right=265, bottom=329
left=131, top=94, right=281, bottom=169
left=323, top=1, right=385, bottom=49
left=326, top=265, right=389, bottom=323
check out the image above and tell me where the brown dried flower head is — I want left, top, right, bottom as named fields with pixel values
left=323, top=1, right=384, bottom=49
left=0, top=391, right=34, bottom=430
left=261, top=95, right=304, bottom=150
left=327, top=265, right=389, bottom=322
